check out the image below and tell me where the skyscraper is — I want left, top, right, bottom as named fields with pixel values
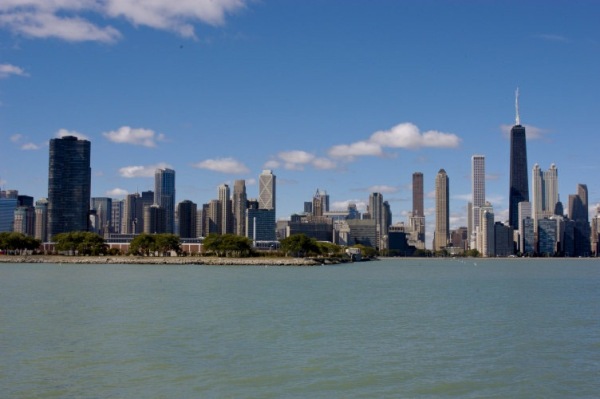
left=154, top=168, right=176, bottom=233
left=412, top=172, right=424, bottom=217
left=532, top=163, right=559, bottom=231
left=509, top=89, right=529, bottom=229
left=369, top=192, right=385, bottom=250
left=177, top=200, right=197, bottom=238
left=471, top=155, right=485, bottom=236
left=233, top=180, right=247, bottom=236
left=91, top=197, right=112, bottom=237
left=259, top=170, right=276, bottom=212
left=47, top=135, right=91, bottom=239
left=218, top=184, right=232, bottom=234
left=434, top=169, right=449, bottom=251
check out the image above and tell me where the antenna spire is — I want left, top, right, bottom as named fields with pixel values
left=515, top=87, right=520, bottom=125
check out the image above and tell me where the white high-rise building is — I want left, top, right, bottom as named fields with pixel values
left=434, top=169, right=449, bottom=252
left=471, top=155, right=486, bottom=227
left=259, top=170, right=276, bottom=212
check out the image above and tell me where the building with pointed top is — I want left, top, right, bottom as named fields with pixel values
left=509, top=89, right=529, bottom=230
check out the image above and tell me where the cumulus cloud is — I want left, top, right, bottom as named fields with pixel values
left=56, top=128, right=89, bottom=140
left=0, top=63, right=29, bottom=78
left=329, top=122, right=460, bottom=160
left=106, top=188, right=128, bottom=197
left=0, top=0, right=247, bottom=42
left=119, top=162, right=171, bottom=178
left=272, top=150, right=337, bottom=171
left=328, top=140, right=383, bottom=160
left=103, top=126, right=165, bottom=147
left=193, top=157, right=249, bottom=174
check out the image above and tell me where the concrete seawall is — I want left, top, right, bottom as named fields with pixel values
left=0, top=255, right=343, bottom=266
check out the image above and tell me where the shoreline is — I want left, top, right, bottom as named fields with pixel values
left=0, top=255, right=345, bottom=266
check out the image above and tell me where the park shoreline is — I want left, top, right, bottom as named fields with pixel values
left=0, top=255, right=349, bottom=266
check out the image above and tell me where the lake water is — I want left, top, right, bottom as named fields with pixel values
left=1, top=258, right=599, bottom=398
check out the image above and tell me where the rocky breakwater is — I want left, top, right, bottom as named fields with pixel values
left=0, top=255, right=338, bottom=266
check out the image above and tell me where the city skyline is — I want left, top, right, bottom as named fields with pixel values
left=1, top=1, right=599, bottom=248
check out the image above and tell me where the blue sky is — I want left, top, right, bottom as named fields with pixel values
left=1, top=1, right=599, bottom=247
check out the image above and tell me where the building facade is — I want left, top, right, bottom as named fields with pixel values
left=154, top=168, right=176, bottom=234
left=434, top=169, right=449, bottom=251
left=47, top=136, right=91, bottom=239
left=508, top=89, right=529, bottom=229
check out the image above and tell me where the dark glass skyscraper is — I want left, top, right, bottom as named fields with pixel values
left=47, top=136, right=91, bottom=239
left=154, top=168, right=176, bottom=234
left=509, top=89, right=529, bottom=229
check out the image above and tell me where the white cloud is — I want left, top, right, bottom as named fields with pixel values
left=193, top=157, right=249, bottom=174
left=106, top=188, right=128, bottom=197
left=263, top=160, right=280, bottom=169
left=56, top=128, right=89, bottom=140
left=368, top=185, right=399, bottom=194
left=245, top=178, right=257, bottom=186
left=21, top=142, right=40, bottom=150
left=0, top=63, right=29, bottom=78
left=103, top=126, right=165, bottom=147
left=312, top=157, right=337, bottom=170
left=328, top=140, right=383, bottom=160
left=10, top=134, right=22, bottom=142
left=119, top=162, right=171, bottom=178
left=278, top=150, right=315, bottom=165
left=370, top=123, right=461, bottom=149
left=0, top=0, right=247, bottom=42
left=329, top=122, right=460, bottom=161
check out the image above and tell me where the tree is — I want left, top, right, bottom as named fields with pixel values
left=280, top=234, right=320, bottom=257
left=0, top=232, right=41, bottom=254
left=128, top=233, right=156, bottom=256
left=350, top=244, right=377, bottom=258
left=154, top=234, right=181, bottom=256
left=54, top=232, right=107, bottom=255
left=316, top=241, right=343, bottom=257
left=203, top=233, right=253, bottom=257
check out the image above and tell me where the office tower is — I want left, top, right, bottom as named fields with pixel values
left=369, top=192, right=387, bottom=250
left=259, top=169, right=276, bottom=211
left=538, top=218, right=557, bottom=256
left=34, top=198, right=48, bottom=242
left=304, top=201, right=313, bottom=215
left=591, top=205, right=600, bottom=256
left=494, top=222, right=514, bottom=257
left=18, top=195, right=34, bottom=207
left=154, top=168, right=176, bottom=233
left=0, top=196, right=17, bottom=232
left=246, top=208, right=276, bottom=242
left=111, top=199, right=123, bottom=234
left=13, top=206, right=35, bottom=236
left=177, top=200, right=197, bottom=238
left=480, top=205, right=495, bottom=257
left=218, top=184, right=232, bottom=234
left=434, top=169, right=449, bottom=251
left=144, top=204, right=166, bottom=234
left=568, top=184, right=590, bottom=256
left=509, top=89, right=529, bottom=229
left=0, top=189, right=18, bottom=199
left=518, top=201, right=532, bottom=253
left=532, top=163, right=559, bottom=231
left=412, top=172, right=424, bottom=217
left=91, top=197, right=112, bottom=237
left=472, top=155, right=485, bottom=236
left=233, top=180, right=247, bottom=236
left=521, top=217, right=535, bottom=255
left=207, top=199, right=221, bottom=234
left=121, top=193, right=141, bottom=234
left=47, top=135, right=91, bottom=239
left=312, top=189, right=329, bottom=217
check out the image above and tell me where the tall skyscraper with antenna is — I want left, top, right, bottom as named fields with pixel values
left=509, top=88, right=529, bottom=230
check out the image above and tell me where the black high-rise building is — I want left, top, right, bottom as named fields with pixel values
left=47, top=136, right=91, bottom=239
left=509, top=89, right=529, bottom=229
